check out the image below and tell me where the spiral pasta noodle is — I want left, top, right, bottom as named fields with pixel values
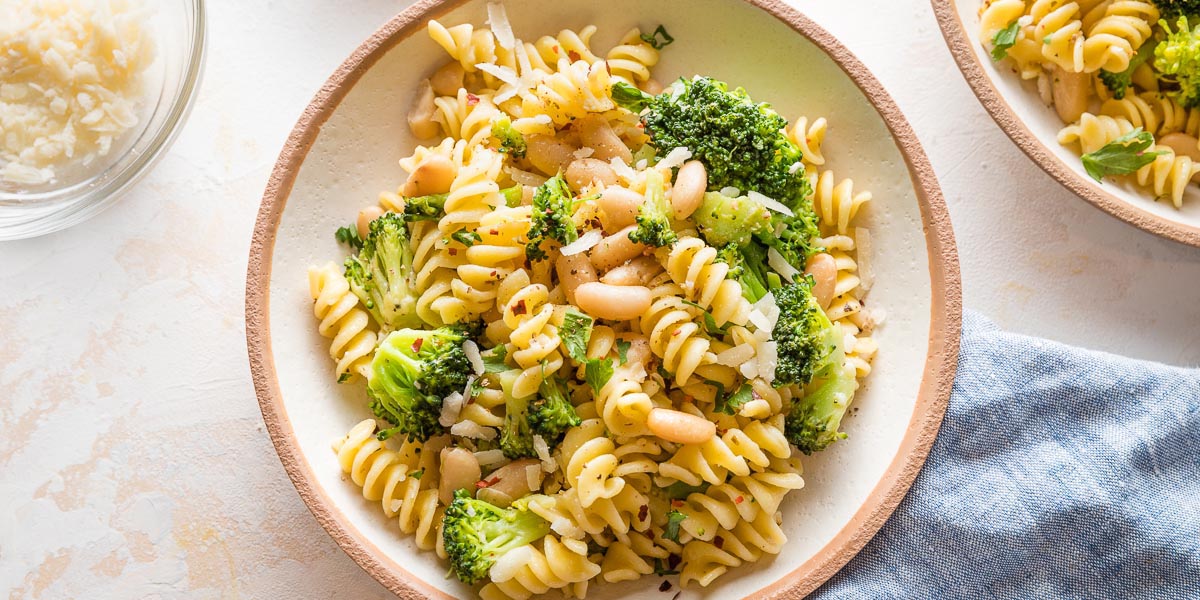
left=810, top=169, right=871, bottom=236
left=639, top=272, right=713, bottom=386
left=308, top=262, right=378, bottom=381
left=661, top=236, right=751, bottom=327
left=605, top=28, right=659, bottom=85
left=479, top=535, right=600, bottom=600
left=332, top=420, right=443, bottom=550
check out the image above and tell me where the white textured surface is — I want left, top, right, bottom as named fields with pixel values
left=1, top=1, right=1198, bottom=599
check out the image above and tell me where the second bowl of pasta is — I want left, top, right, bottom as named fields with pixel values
left=935, top=0, right=1200, bottom=247
left=247, top=0, right=961, bottom=598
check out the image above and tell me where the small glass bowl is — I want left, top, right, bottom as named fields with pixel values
left=0, top=0, right=206, bottom=241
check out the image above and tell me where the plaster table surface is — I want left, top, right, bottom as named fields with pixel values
left=3, top=1, right=1198, bottom=598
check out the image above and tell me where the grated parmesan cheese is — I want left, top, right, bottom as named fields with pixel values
left=0, top=0, right=156, bottom=186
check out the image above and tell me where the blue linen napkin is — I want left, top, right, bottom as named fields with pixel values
left=815, top=310, right=1200, bottom=600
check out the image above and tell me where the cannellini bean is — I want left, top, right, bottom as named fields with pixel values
left=601, top=255, right=661, bottom=286
left=671, top=161, right=707, bottom=219
left=408, top=79, right=440, bottom=139
left=804, top=253, right=837, bottom=310
left=1158, top=133, right=1200, bottom=163
left=438, top=447, right=482, bottom=505
left=565, top=158, right=618, bottom=190
left=480, top=459, right=544, bottom=504
left=574, top=282, right=652, bottom=320
left=356, top=206, right=385, bottom=239
left=1052, top=67, right=1090, bottom=124
left=556, top=253, right=599, bottom=304
left=526, top=135, right=578, bottom=175
left=597, top=186, right=642, bottom=232
left=402, top=155, right=455, bottom=197
left=647, top=408, right=716, bottom=445
left=589, top=225, right=646, bottom=271
left=642, top=79, right=665, bottom=96
left=430, top=62, right=465, bottom=97
left=579, top=115, right=633, bottom=163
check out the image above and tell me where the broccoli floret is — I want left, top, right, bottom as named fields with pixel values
left=526, top=174, right=580, bottom=262
left=615, top=76, right=819, bottom=264
left=1156, top=16, right=1200, bottom=108
left=696, top=190, right=820, bottom=297
left=783, top=323, right=858, bottom=455
left=442, top=490, right=551, bottom=584
left=343, top=212, right=422, bottom=331
left=771, top=282, right=858, bottom=453
left=400, top=192, right=448, bottom=222
left=491, top=117, right=527, bottom=158
left=714, top=242, right=770, bottom=303
left=527, top=376, right=581, bottom=446
left=1152, top=0, right=1200, bottom=19
left=498, top=369, right=536, bottom=459
left=368, top=326, right=474, bottom=442
left=771, top=281, right=835, bottom=388
left=1099, top=40, right=1157, bottom=99
left=628, top=167, right=677, bottom=247
left=693, top=191, right=772, bottom=246
left=614, top=76, right=814, bottom=212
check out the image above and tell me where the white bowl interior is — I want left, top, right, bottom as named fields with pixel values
left=950, top=0, right=1200, bottom=232
left=267, top=1, right=938, bottom=596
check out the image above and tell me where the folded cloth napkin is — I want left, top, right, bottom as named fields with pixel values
left=816, top=310, right=1200, bottom=600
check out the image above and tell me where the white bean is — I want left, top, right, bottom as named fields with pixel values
left=556, top=253, right=599, bottom=304
left=1158, top=132, right=1200, bottom=163
left=526, top=135, right=578, bottom=175
left=574, top=282, right=652, bottom=320
left=430, top=62, right=465, bottom=97
left=671, top=161, right=707, bottom=219
left=647, top=408, right=716, bottom=445
left=804, top=253, right=837, bottom=310
left=579, top=115, right=633, bottom=163
left=597, top=186, right=642, bottom=232
left=481, top=459, right=543, bottom=504
left=589, top=225, right=646, bottom=271
left=403, top=155, right=455, bottom=197
left=438, top=447, right=482, bottom=505
left=1052, top=67, right=1090, bottom=124
left=356, top=206, right=385, bottom=239
left=408, top=79, right=440, bottom=139
left=565, top=158, right=618, bottom=190
left=600, top=256, right=661, bottom=286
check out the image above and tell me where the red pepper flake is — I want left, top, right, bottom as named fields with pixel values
left=476, top=476, right=501, bottom=489
left=658, top=581, right=672, bottom=592
left=411, top=338, right=424, bottom=353
left=466, top=93, right=480, bottom=106
left=553, top=45, right=561, bottom=54
left=638, top=505, right=649, bottom=521
left=670, top=499, right=684, bottom=508
left=667, top=554, right=681, bottom=570
left=512, top=299, right=528, bottom=316
left=734, top=496, right=744, bottom=504
left=671, top=328, right=681, bottom=336
left=713, top=536, right=725, bottom=549
left=568, top=50, right=581, bottom=62
left=449, top=248, right=459, bottom=256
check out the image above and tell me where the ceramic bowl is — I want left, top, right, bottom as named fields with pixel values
left=246, top=0, right=961, bottom=597
left=933, top=0, right=1200, bottom=247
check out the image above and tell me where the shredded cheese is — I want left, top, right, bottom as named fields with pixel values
left=0, top=0, right=156, bottom=186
